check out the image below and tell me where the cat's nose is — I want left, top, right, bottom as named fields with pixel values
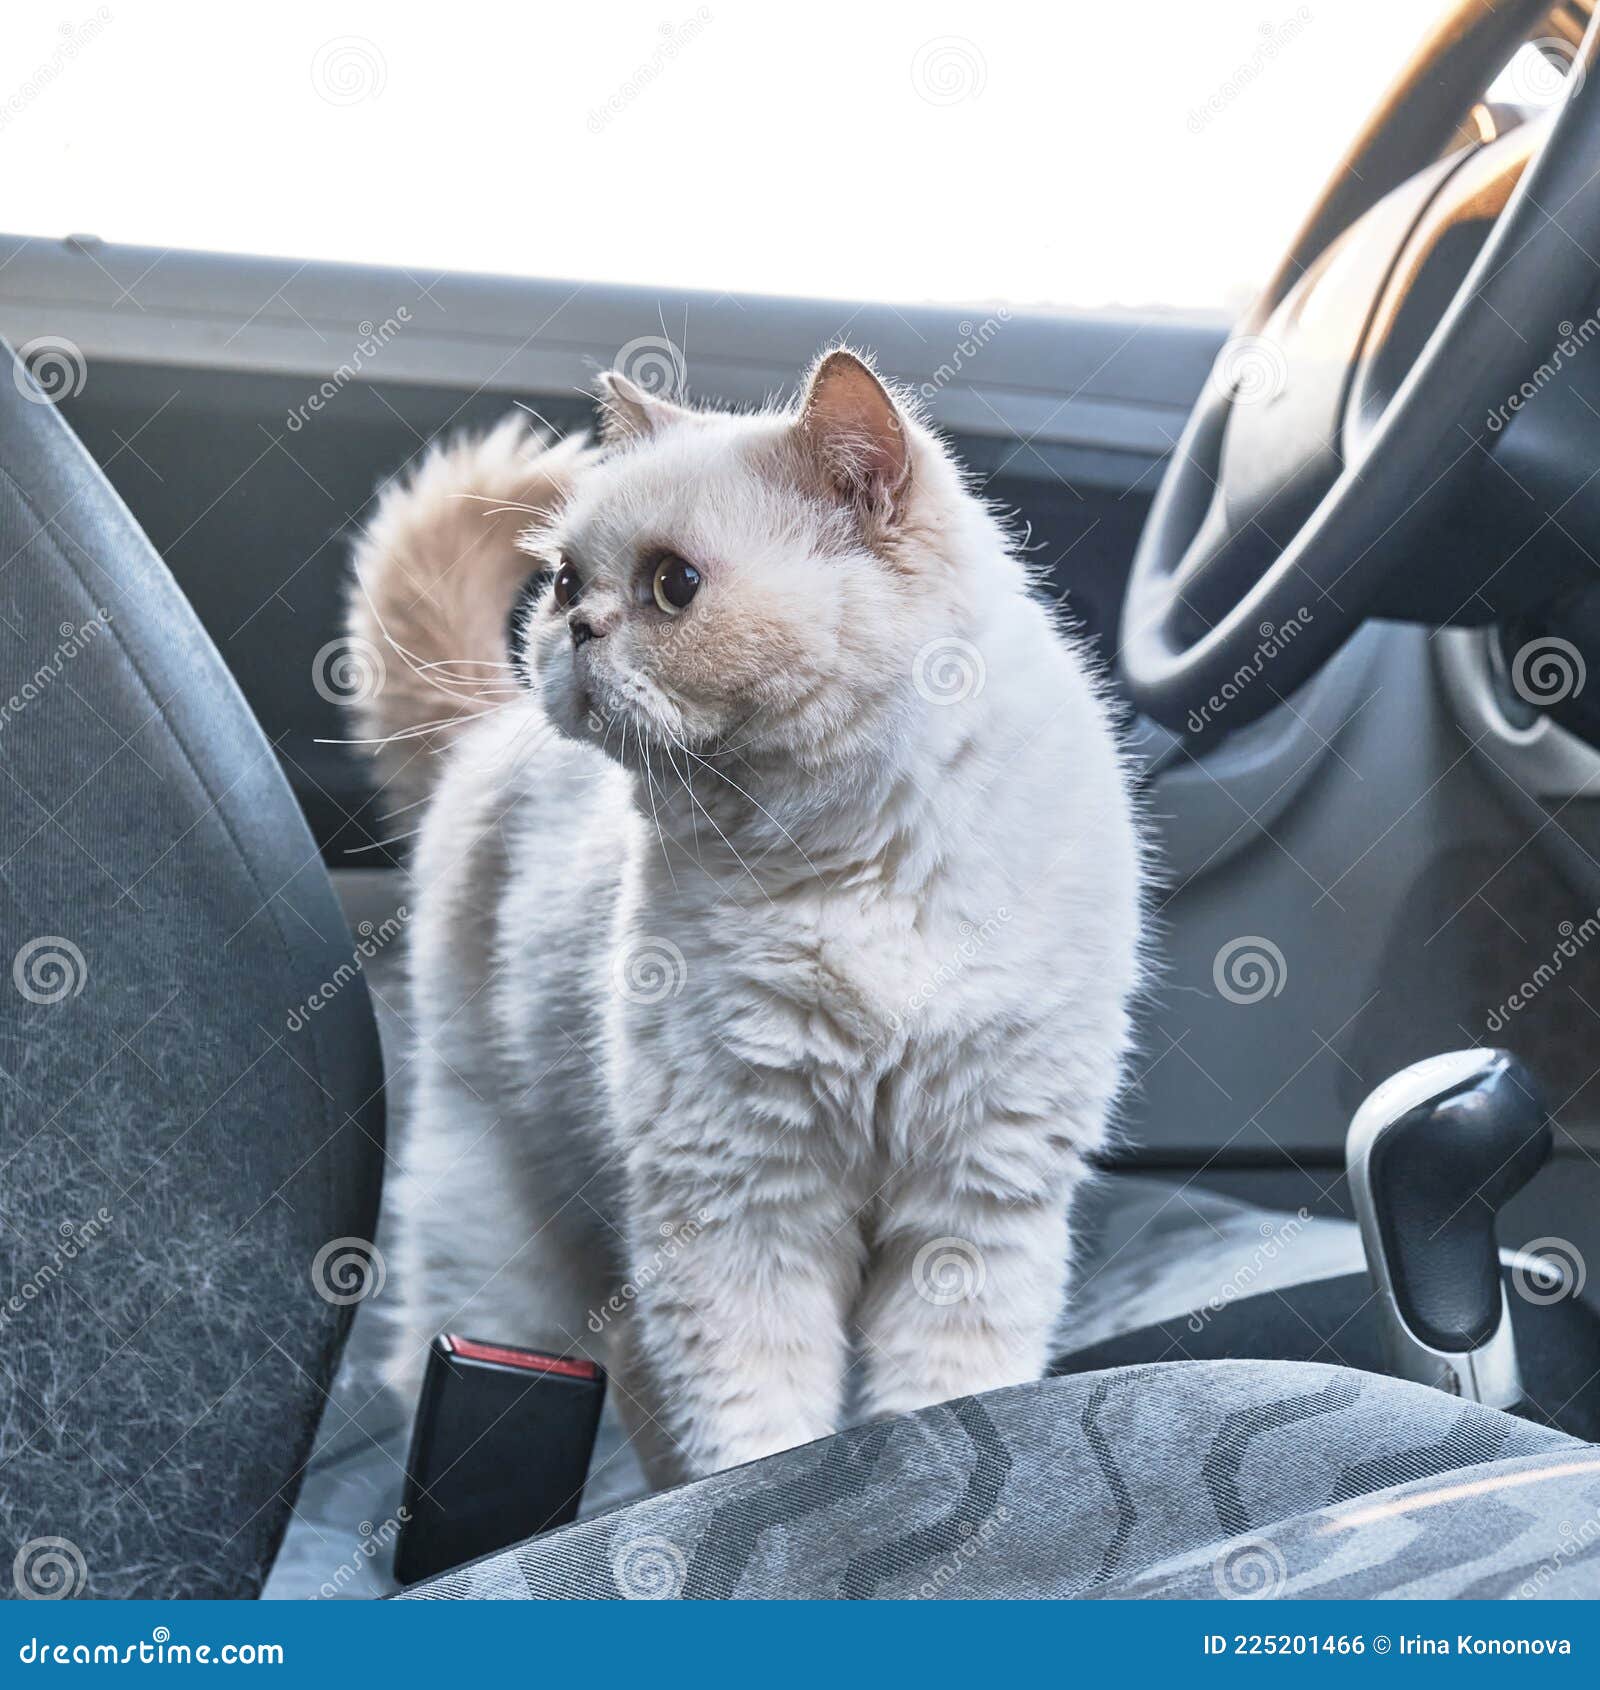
left=569, top=617, right=602, bottom=649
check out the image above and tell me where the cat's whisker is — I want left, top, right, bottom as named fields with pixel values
left=497, top=712, right=558, bottom=783
left=316, top=696, right=520, bottom=750
left=512, top=399, right=564, bottom=437
left=317, top=712, right=503, bottom=748
left=665, top=730, right=773, bottom=905
left=344, top=826, right=427, bottom=853
left=678, top=745, right=822, bottom=880
left=663, top=741, right=704, bottom=866
left=412, top=656, right=520, bottom=674
left=385, top=645, right=517, bottom=692
left=399, top=684, right=525, bottom=704
left=349, top=558, right=544, bottom=710
left=446, top=491, right=562, bottom=520
left=636, top=732, right=681, bottom=893
left=351, top=581, right=524, bottom=707
left=366, top=786, right=442, bottom=820
left=706, top=700, right=777, bottom=760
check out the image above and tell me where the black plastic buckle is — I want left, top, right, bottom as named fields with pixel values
left=394, top=1333, right=606, bottom=1586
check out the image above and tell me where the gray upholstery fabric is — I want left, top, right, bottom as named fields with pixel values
left=1101, top=1439, right=1600, bottom=1595
left=0, top=355, right=386, bottom=1597
left=400, top=1360, right=1587, bottom=1600
left=1061, top=1179, right=1363, bottom=1353
left=1099, top=1447, right=1600, bottom=1599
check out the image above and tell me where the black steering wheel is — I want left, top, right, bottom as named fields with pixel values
left=1121, top=0, right=1600, bottom=734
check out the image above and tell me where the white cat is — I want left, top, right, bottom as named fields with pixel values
left=347, top=349, right=1145, bottom=1486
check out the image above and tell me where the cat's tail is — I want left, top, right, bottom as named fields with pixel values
left=343, top=414, right=590, bottom=810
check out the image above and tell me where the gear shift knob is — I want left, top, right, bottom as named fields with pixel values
left=1346, top=1049, right=1551, bottom=1407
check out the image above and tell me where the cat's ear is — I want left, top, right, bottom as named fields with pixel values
left=796, top=348, right=912, bottom=523
left=596, top=370, right=692, bottom=444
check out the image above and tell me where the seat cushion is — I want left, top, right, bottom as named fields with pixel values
left=398, top=1359, right=1582, bottom=1600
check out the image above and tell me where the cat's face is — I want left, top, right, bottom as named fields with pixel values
left=518, top=350, right=966, bottom=771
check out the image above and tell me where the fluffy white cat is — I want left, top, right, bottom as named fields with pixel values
left=347, top=349, right=1145, bottom=1486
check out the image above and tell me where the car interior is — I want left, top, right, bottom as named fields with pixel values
left=7, top=0, right=1600, bottom=1603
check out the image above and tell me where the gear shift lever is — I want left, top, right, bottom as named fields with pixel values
left=1346, top=1049, right=1551, bottom=1407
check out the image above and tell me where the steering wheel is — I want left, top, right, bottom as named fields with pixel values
left=1120, top=0, right=1600, bottom=734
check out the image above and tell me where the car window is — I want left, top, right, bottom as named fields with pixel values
left=5, top=1, right=1453, bottom=312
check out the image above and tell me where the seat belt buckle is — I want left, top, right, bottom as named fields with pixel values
left=393, top=1333, right=606, bottom=1586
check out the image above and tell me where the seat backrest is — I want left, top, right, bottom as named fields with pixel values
left=0, top=348, right=385, bottom=1598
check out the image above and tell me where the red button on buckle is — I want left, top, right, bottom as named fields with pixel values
left=441, top=1333, right=600, bottom=1381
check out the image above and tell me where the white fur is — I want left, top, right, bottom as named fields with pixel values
left=358, top=353, right=1145, bottom=1486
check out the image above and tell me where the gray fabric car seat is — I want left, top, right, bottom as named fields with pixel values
left=270, top=1173, right=1598, bottom=1601
left=387, top=1174, right=1596, bottom=1601
left=264, top=1164, right=1372, bottom=1597
left=401, top=1359, right=1599, bottom=1600
left=0, top=348, right=386, bottom=1597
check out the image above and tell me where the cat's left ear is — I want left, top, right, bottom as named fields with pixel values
left=796, top=349, right=912, bottom=523
left=596, top=370, right=693, bottom=444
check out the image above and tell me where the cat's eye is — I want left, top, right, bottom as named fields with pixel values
left=552, top=560, right=583, bottom=610
left=652, top=554, right=701, bottom=615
